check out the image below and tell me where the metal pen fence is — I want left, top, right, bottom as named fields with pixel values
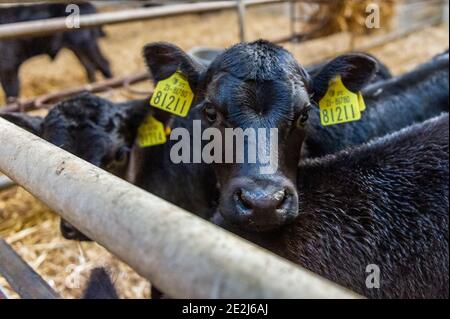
left=0, top=118, right=359, bottom=298
left=0, top=0, right=447, bottom=299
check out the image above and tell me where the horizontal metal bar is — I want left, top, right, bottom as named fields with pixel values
left=0, top=286, right=9, bottom=299
left=0, top=0, right=287, bottom=40
left=0, top=175, right=16, bottom=191
left=354, top=17, right=444, bottom=52
left=1, top=71, right=150, bottom=112
left=0, top=1, right=87, bottom=5
left=0, top=117, right=359, bottom=299
left=0, top=238, right=60, bottom=299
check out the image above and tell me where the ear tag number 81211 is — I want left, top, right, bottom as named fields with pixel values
left=150, top=71, right=194, bottom=117
left=319, top=76, right=363, bottom=126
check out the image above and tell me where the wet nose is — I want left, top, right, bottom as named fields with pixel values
left=225, top=178, right=299, bottom=232
left=60, top=219, right=91, bottom=241
left=236, top=187, right=288, bottom=212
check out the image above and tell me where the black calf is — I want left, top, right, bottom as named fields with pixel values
left=0, top=3, right=112, bottom=100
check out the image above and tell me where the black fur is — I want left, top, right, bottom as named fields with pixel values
left=143, top=41, right=448, bottom=233
left=2, top=42, right=447, bottom=237
left=309, top=53, right=379, bottom=101
left=204, top=40, right=309, bottom=83
left=1, top=42, right=447, bottom=298
left=1, top=92, right=150, bottom=241
left=82, top=268, right=118, bottom=299
left=0, top=3, right=112, bottom=100
left=0, top=112, right=43, bottom=134
left=39, top=93, right=147, bottom=171
left=0, top=92, right=218, bottom=241
left=143, top=42, right=205, bottom=90
left=213, top=113, right=449, bottom=299
left=306, top=52, right=392, bottom=86
left=129, top=110, right=219, bottom=219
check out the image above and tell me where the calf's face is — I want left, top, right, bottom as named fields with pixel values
left=1, top=93, right=147, bottom=175
left=199, top=43, right=312, bottom=232
left=145, top=41, right=309, bottom=231
left=144, top=41, right=378, bottom=232
left=42, top=94, right=149, bottom=176
left=0, top=93, right=150, bottom=240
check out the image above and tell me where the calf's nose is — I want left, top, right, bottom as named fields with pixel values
left=224, top=178, right=299, bottom=232
left=237, top=187, right=288, bottom=212
left=60, top=219, right=92, bottom=241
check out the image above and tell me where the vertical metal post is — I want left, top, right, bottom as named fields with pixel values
left=0, top=239, right=60, bottom=299
left=237, top=0, right=247, bottom=42
left=0, top=285, right=9, bottom=299
left=443, top=0, right=449, bottom=25
left=289, top=0, right=297, bottom=42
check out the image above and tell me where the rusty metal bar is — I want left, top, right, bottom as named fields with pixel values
left=274, top=16, right=444, bottom=62
left=0, top=118, right=360, bottom=299
left=1, top=71, right=150, bottom=112
left=0, top=239, right=60, bottom=299
left=2, top=18, right=443, bottom=113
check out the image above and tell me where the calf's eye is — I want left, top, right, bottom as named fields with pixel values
left=115, top=146, right=129, bottom=164
left=296, top=106, right=310, bottom=128
left=204, top=105, right=218, bottom=124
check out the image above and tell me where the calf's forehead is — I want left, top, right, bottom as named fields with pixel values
left=206, top=72, right=310, bottom=128
left=203, top=41, right=310, bottom=113
left=207, top=41, right=305, bottom=82
left=209, top=74, right=295, bottom=109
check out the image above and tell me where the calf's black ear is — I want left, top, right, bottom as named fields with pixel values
left=82, top=267, right=118, bottom=299
left=143, top=42, right=206, bottom=91
left=119, top=99, right=172, bottom=133
left=0, top=112, right=43, bottom=136
left=119, top=99, right=151, bottom=130
left=310, top=53, right=378, bottom=102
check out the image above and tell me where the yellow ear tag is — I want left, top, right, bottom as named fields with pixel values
left=150, top=71, right=194, bottom=117
left=137, top=115, right=167, bottom=148
left=319, top=76, right=361, bottom=126
left=358, top=92, right=366, bottom=112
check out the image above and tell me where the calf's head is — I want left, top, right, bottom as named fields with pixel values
left=1, top=93, right=149, bottom=176
left=144, top=40, right=378, bottom=232
left=41, top=93, right=149, bottom=176
left=0, top=92, right=153, bottom=240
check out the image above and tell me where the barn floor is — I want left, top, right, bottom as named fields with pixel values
left=0, top=6, right=448, bottom=298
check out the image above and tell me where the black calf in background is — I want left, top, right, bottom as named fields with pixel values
left=0, top=3, right=112, bottom=102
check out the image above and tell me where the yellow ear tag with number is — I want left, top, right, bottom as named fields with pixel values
left=319, top=76, right=361, bottom=126
left=137, top=115, right=167, bottom=148
left=150, top=71, right=194, bottom=117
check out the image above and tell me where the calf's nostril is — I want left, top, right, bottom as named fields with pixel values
left=275, top=189, right=288, bottom=209
left=234, top=187, right=292, bottom=212
left=234, top=189, right=253, bottom=210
